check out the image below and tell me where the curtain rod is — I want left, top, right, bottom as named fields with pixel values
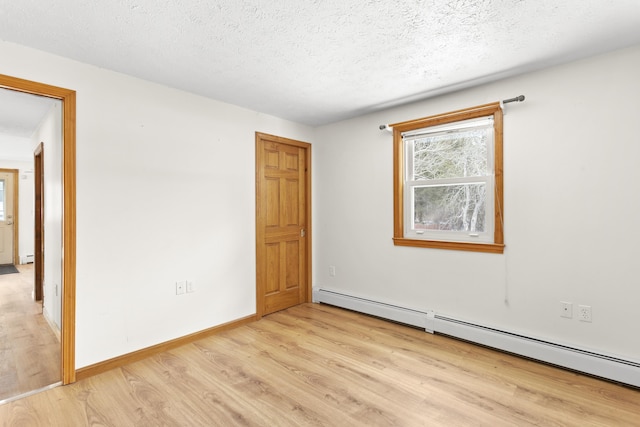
left=501, top=95, right=525, bottom=104
left=378, top=95, right=525, bottom=131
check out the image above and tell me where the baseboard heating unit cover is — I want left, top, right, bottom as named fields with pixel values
left=313, top=288, right=640, bottom=388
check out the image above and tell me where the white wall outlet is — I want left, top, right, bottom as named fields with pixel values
left=560, top=301, right=572, bottom=319
left=578, top=305, right=592, bottom=322
left=176, top=281, right=186, bottom=295
left=186, top=281, right=194, bottom=293
left=329, top=265, right=336, bottom=277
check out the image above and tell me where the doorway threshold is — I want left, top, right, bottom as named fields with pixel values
left=0, top=381, right=62, bottom=405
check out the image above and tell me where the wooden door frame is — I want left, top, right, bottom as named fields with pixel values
left=0, top=74, right=76, bottom=384
left=255, top=132, right=312, bottom=319
left=0, top=168, right=20, bottom=265
left=34, top=143, right=44, bottom=302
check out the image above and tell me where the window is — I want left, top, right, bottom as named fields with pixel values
left=392, top=102, right=504, bottom=253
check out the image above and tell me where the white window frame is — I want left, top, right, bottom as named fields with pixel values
left=392, top=102, right=504, bottom=254
left=403, top=117, right=495, bottom=244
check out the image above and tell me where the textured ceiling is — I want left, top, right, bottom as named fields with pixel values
left=1, top=0, right=640, bottom=126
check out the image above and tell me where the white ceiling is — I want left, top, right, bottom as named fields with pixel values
left=0, top=89, right=58, bottom=162
left=0, top=89, right=57, bottom=138
left=0, top=0, right=640, bottom=127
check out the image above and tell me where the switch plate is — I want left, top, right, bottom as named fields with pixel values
left=186, top=281, right=194, bottom=293
left=329, top=266, right=336, bottom=277
left=560, top=301, right=572, bottom=319
left=176, top=281, right=186, bottom=295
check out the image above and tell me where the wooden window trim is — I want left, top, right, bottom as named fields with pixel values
left=392, top=102, right=504, bottom=254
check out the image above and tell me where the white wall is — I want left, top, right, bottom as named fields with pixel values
left=0, top=40, right=315, bottom=368
left=0, top=133, right=33, bottom=162
left=314, top=45, right=640, bottom=363
left=0, top=158, right=34, bottom=264
left=3, top=37, right=638, bottom=371
left=31, top=103, right=63, bottom=330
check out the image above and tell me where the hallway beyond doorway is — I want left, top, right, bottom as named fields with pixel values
left=0, top=263, right=60, bottom=401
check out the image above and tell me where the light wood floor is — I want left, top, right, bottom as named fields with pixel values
left=0, top=264, right=60, bottom=402
left=1, top=303, right=639, bottom=426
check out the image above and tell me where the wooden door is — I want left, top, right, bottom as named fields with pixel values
left=256, top=133, right=311, bottom=317
left=34, top=143, right=44, bottom=301
left=0, top=170, right=16, bottom=265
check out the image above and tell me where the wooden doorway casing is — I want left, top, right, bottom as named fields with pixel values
left=255, top=132, right=311, bottom=318
left=34, top=143, right=44, bottom=302
left=0, top=74, right=76, bottom=385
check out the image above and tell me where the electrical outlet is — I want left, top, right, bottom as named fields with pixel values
left=578, top=305, right=592, bottom=322
left=186, top=281, right=194, bottom=293
left=176, top=281, right=186, bottom=295
left=560, top=301, right=572, bottom=319
left=329, top=266, right=336, bottom=277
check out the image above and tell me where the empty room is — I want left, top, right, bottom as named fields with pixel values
left=0, top=1, right=639, bottom=425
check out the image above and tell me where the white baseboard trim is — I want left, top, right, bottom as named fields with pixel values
left=313, top=287, right=435, bottom=331
left=313, top=288, right=640, bottom=388
left=20, top=254, right=34, bottom=264
left=42, top=306, right=61, bottom=342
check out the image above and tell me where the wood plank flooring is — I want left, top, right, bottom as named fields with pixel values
left=0, top=264, right=60, bottom=402
left=1, top=303, right=639, bottom=426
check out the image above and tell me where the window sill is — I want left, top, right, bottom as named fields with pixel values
left=393, top=237, right=504, bottom=254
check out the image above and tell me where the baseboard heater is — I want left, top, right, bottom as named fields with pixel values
left=313, top=288, right=640, bottom=388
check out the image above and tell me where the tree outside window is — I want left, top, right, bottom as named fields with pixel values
left=392, top=103, right=504, bottom=253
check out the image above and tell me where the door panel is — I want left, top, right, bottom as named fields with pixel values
left=265, top=243, right=280, bottom=294
left=256, top=133, right=311, bottom=317
left=266, top=178, right=280, bottom=226
left=285, top=240, right=299, bottom=289
left=284, top=179, right=299, bottom=225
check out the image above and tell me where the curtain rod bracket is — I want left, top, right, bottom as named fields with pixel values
left=500, top=95, right=525, bottom=114
left=502, top=95, right=525, bottom=104
left=501, top=95, right=525, bottom=109
left=379, top=124, right=393, bottom=132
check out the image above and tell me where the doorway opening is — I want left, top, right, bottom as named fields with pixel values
left=0, top=74, right=76, bottom=392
